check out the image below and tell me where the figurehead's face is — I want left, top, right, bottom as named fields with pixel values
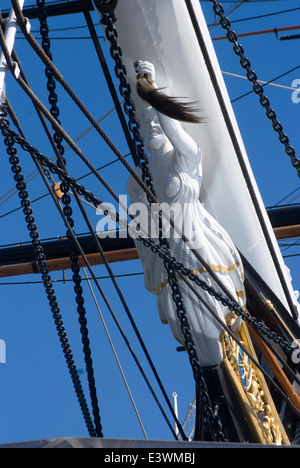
left=141, top=107, right=166, bottom=150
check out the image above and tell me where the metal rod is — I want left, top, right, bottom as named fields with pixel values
left=82, top=267, right=148, bottom=440
left=172, top=392, right=179, bottom=438
left=0, top=0, right=26, bottom=103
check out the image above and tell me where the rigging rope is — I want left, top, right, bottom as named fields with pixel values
left=0, top=105, right=121, bottom=214
left=82, top=267, right=148, bottom=440
left=79, top=0, right=138, bottom=165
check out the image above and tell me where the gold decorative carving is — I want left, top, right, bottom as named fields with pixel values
left=222, top=324, right=290, bottom=445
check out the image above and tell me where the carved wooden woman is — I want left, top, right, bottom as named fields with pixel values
left=127, top=61, right=246, bottom=367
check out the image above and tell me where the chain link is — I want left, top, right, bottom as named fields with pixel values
left=60, top=181, right=103, bottom=437
left=210, top=0, right=300, bottom=178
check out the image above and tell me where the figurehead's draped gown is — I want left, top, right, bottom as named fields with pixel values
left=127, top=145, right=246, bottom=367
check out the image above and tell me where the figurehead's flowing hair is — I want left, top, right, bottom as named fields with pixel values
left=135, top=63, right=204, bottom=124
left=136, top=77, right=202, bottom=124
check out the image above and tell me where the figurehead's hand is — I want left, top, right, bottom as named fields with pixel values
left=134, top=60, right=202, bottom=124
left=135, top=60, right=156, bottom=83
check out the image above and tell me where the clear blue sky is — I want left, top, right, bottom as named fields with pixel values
left=0, top=0, right=299, bottom=444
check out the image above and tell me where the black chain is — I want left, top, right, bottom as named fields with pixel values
left=210, top=0, right=300, bottom=178
left=101, top=13, right=154, bottom=192
left=37, top=0, right=65, bottom=160
left=1, top=115, right=294, bottom=357
left=100, top=10, right=226, bottom=441
left=36, top=0, right=103, bottom=437
left=3, top=108, right=299, bottom=437
left=0, top=105, right=96, bottom=437
left=60, top=182, right=103, bottom=437
left=4, top=0, right=299, bottom=438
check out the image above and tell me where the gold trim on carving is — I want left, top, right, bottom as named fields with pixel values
left=221, top=323, right=290, bottom=445
left=151, top=262, right=246, bottom=296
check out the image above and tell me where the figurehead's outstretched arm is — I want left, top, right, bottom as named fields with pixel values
left=135, top=61, right=202, bottom=161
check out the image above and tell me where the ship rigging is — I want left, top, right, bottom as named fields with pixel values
left=0, top=0, right=300, bottom=447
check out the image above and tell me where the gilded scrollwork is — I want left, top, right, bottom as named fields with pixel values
left=223, top=330, right=283, bottom=445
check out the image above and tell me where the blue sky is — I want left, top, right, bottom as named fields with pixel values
left=0, top=0, right=299, bottom=444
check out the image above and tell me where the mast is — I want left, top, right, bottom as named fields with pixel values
left=268, top=204, right=300, bottom=240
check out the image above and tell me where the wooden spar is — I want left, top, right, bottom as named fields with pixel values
left=0, top=202, right=298, bottom=279
left=0, top=248, right=139, bottom=278
left=0, top=231, right=139, bottom=278
left=268, top=205, right=300, bottom=239
left=247, top=324, right=300, bottom=413
left=0, top=224, right=296, bottom=279
left=273, top=225, right=300, bottom=240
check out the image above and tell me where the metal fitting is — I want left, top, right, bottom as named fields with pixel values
left=93, top=0, right=118, bottom=14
